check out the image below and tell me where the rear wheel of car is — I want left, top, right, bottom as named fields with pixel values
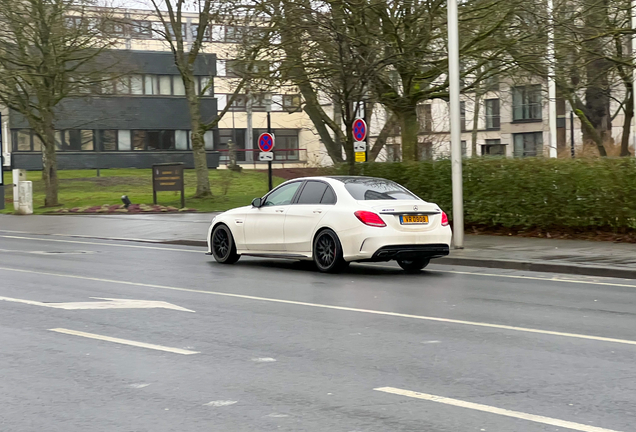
left=211, top=224, right=240, bottom=264
left=397, top=258, right=430, bottom=273
left=313, top=229, right=347, bottom=273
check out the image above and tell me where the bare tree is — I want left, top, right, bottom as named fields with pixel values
left=0, top=0, right=115, bottom=206
left=149, top=0, right=269, bottom=197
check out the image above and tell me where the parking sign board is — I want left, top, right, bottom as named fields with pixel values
left=258, top=133, right=275, bottom=152
left=352, top=119, right=367, bottom=142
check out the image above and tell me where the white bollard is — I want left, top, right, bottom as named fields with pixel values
left=12, top=169, right=26, bottom=211
left=16, top=181, right=33, bottom=215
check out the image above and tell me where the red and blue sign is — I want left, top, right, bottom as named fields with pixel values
left=258, top=132, right=275, bottom=152
left=353, top=118, right=367, bottom=142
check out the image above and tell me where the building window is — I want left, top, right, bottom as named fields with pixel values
left=130, top=75, right=143, bottom=95
left=132, top=130, right=147, bottom=151
left=115, top=76, right=131, bottom=95
left=98, top=130, right=118, bottom=151
left=282, top=95, right=301, bottom=112
left=14, top=130, right=32, bottom=151
left=513, top=85, right=542, bottom=121
left=273, top=129, right=299, bottom=161
left=158, top=75, right=172, bottom=95
left=418, top=141, right=433, bottom=160
left=460, top=101, right=466, bottom=132
left=514, top=132, right=543, bottom=157
left=218, top=129, right=246, bottom=162
left=386, top=144, right=401, bottom=162
left=144, top=75, right=158, bottom=95
left=130, top=20, right=153, bottom=38
left=461, top=140, right=467, bottom=157
left=485, top=99, right=500, bottom=130
left=417, top=104, right=432, bottom=132
left=226, top=59, right=269, bottom=78
left=229, top=95, right=248, bottom=110
left=175, top=130, right=189, bottom=150
left=482, top=139, right=505, bottom=156
left=225, top=26, right=246, bottom=42
left=191, top=24, right=212, bottom=42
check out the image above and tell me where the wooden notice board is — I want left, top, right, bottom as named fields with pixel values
left=152, top=163, right=185, bottom=208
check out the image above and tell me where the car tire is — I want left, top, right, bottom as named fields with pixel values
left=313, top=229, right=347, bottom=273
left=211, top=224, right=240, bottom=264
left=397, top=258, right=430, bottom=273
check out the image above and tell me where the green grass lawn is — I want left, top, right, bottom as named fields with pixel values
left=2, top=168, right=285, bottom=214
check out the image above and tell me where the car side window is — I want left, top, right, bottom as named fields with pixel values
left=263, top=182, right=302, bottom=207
left=320, top=185, right=337, bottom=204
left=296, top=181, right=329, bottom=205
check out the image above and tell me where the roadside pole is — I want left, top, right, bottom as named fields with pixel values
left=266, top=93, right=273, bottom=191
left=547, top=0, right=558, bottom=158
left=447, top=0, right=464, bottom=249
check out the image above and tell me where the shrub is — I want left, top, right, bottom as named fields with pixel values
left=335, top=158, right=636, bottom=231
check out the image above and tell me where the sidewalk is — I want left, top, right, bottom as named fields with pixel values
left=2, top=214, right=636, bottom=279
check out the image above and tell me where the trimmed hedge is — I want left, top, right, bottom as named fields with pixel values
left=336, top=158, right=636, bottom=231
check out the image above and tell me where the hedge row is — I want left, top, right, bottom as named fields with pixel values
left=337, top=158, right=636, bottom=231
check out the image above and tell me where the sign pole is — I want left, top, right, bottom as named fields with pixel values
left=266, top=94, right=273, bottom=191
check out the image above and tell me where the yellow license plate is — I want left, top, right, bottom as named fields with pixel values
left=400, top=215, right=429, bottom=224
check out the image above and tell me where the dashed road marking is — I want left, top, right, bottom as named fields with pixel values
left=49, top=328, right=199, bottom=355
left=375, top=387, right=623, bottom=432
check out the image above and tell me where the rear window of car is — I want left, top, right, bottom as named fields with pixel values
left=343, top=178, right=419, bottom=200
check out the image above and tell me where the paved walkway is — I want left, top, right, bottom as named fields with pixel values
left=2, top=214, right=635, bottom=278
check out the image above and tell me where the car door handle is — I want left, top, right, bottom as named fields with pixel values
left=275, top=209, right=284, bottom=213
left=313, top=209, right=322, bottom=214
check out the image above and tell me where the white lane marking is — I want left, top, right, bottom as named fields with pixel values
left=4, top=232, right=636, bottom=290
left=252, top=357, right=276, bottom=362
left=1, top=267, right=631, bottom=347
left=0, top=296, right=194, bottom=312
left=129, top=383, right=151, bottom=389
left=204, top=400, right=237, bottom=407
left=374, top=387, right=622, bottom=432
left=0, top=235, right=201, bottom=253
left=49, top=328, right=199, bottom=355
left=266, top=413, right=289, bottom=418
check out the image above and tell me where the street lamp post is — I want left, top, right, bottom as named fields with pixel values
left=547, top=0, right=558, bottom=158
left=447, top=0, right=464, bottom=249
left=265, top=93, right=273, bottom=191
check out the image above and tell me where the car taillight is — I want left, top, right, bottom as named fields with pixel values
left=354, top=211, right=386, bottom=227
left=441, top=211, right=449, bottom=227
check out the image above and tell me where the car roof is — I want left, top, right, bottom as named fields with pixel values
left=282, top=175, right=385, bottom=183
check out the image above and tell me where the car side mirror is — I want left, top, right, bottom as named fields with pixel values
left=251, top=197, right=263, bottom=208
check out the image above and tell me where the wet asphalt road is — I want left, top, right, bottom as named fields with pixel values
left=0, top=233, right=634, bottom=432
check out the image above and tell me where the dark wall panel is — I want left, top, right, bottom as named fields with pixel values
left=12, top=152, right=220, bottom=170
left=11, top=97, right=217, bottom=130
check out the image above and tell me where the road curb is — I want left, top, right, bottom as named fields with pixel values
left=436, top=256, right=636, bottom=279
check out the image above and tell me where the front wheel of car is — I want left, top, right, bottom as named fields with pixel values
left=211, top=224, right=240, bottom=264
left=397, top=258, right=430, bottom=273
left=313, top=229, right=347, bottom=273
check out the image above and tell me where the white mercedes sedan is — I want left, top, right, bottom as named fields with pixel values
left=207, top=176, right=452, bottom=273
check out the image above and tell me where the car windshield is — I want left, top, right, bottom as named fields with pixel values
left=341, top=178, right=419, bottom=200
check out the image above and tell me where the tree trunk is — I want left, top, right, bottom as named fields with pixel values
left=400, top=105, right=419, bottom=161
left=185, top=77, right=211, bottom=198
left=621, top=90, right=633, bottom=157
left=471, top=94, right=481, bottom=157
left=370, top=112, right=398, bottom=161
left=581, top=0, right=611, bottom=157
left=40, top=111, right=59, bottom=207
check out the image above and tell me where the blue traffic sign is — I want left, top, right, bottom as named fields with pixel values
left=258, top=133, right=275, bottom=152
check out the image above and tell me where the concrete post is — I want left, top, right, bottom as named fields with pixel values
left=17, top=181, right=33, bottom=215
left=12, top=169, right=25, bottom=211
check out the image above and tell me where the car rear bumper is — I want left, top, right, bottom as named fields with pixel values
left=340, top=225, right=452, bottom=262
left=366, top=244, right=450, bottom=262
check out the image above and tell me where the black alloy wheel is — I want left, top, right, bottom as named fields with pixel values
left=397, top=257, right=430, bottom=273
left=313, top=229, right=347, bottom=273
left=211, top=224, right=240, bottom=264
